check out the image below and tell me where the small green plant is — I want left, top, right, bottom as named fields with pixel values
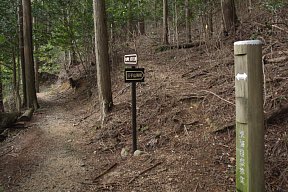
left=0, top=184, right=4, bottom=192
left=262, top=0, right=285, bottom=14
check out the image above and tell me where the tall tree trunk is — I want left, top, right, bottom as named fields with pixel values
left=12, top=50, right=21, bottom=112
left=34, top=44, right=40, bottom=93
left=163, top=0, right=169, bottom=45
left=207, top=0, right=213, bottom=39
left=248, top=0, right=252, bottom=13
left=0, top=66, right=4, bottom=113
left=138, top=18, right=145, bottom=35
left=221, top=0, right=238, bottom=36
left=185, top=0, right=192, bottom=43
left=19, top=0, right=27, bottom=107
left=23, top=0, right=39, bottom=109
left=126, top=1, right=133, bottom=41
left=34, top=17, right=40, bottom=93
left=93, top=0, right=113, bottom=124
left=137, top=0, right=145, bottom=35
left=154, top=0, right=158, bottom=28
left=16, top=49, right=22, bottom=112
left=174, top=0, right=179, bottom=47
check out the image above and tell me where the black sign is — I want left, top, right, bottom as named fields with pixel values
left=125, top=68, right=145, bottom=82
left=124, top=54, right=138, bottom=65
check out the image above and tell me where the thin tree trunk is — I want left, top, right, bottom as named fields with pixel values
left=34, top=44, right=40, bottom=93
left=12, top=49, right=21, bottom=112
left=12, top=51, right=17, bottom=101
left=34, top=58, right=39, bottom=93
left=138, top=0, right=145, bottom=35
left=207, top=0, right=213, bottom=39
left=23, top=0, right=39, bottom=109
left=126, top=1, right=132, bottom=41
left=19, top=0, right=27, bottom=107
left=154, top=0, right=157, bottom=28
left=163, top=0, right=169, bottom=45
left=208, top=6, right=213, bottom=38
left=248, top=0, right=252, bottom=13
left=138, top=18, right=145, bottom=35
left=174, top=0, right=179, bottom=47
left=93, top=0, right=113, bottom=124
left=33, top=16, right=40, bottom=93
left=0, top=66, right=4, bottom=113
left=185, top=0, right=192, bottom=43
left=16, top=47, right=21, bottom=111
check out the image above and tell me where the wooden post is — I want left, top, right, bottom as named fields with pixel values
left=234, top=40, right=264, bottom=192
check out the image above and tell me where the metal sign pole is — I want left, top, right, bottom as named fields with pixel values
left=131, top=70, right=137, bottom=152
left=124, top=54, right=144, bottom=153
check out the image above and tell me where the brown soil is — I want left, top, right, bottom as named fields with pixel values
left=0, top=6, right=288, bottom=191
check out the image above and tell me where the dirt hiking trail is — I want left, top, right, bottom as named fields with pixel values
left=0, top=86, right=90, bottom=192
left=0, top=36, right=287, bottom=191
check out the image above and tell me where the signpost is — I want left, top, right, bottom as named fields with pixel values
left=124, top=54, right=138, bottom=65
left=125, top=68, right=145, bottom=82
left=234, top=40, right=264, bottom=192
left=124, top=54, right=144, bottom=152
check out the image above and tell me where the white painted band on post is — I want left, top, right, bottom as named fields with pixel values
left=234, top=40, right=263, bottom=45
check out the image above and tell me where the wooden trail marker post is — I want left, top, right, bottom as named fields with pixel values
left=234, top=40, right=264, bottom=192
left=124, top=54, right=145, bottom=152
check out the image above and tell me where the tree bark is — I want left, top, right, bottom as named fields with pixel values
left=34, top=45, right=40, bottom=93
left=174, top=0, right=179, bottom=47
left=154, top=0, right=158, bottom=28
left=163, top=0, right=169, bottom=45
left=23, top=0, right=39, bottom=109
left=221, top=0, right=238, bottom=35
left=138, top=0, right=145, bottom=35
left=19, top=0, right=27, bottom=107
left=208, top=1, right=213, bottom=39
left=12, top=50, right=21, bottom=112
left=248, top=0, right=252, bottom=13
left=34, top=17, right=40, bottom=93
left=93, top=0, right=113, bottom=124
left=138, top=19, right=145, bottom=35
left=0, top=66, right=4, bottom=113
left=185, top=0, right=192, bottom=43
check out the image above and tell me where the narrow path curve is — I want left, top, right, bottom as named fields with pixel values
left=0, top=88, right=88, bottom=192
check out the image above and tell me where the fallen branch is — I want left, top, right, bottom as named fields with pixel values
left=11, top=122, right=26, bottom=129
left=265, top=56, right=288, bottom=64
left=128, top=162, right=162, bottom=184
left=114, top=85, right=130, bottom=99
left=272, top=25, right=288, bottom=34
left=186, top=72, right=208, bottom=80
left=93, top=162, right=118, bottom=181
left=0, top=147, right=14, bottom=158
left=199, top=90, right=235, bottom=106
left=266, top=77, right=288, bottom=83
left=179, top=94, right=206, bottom=102
left=155, top=42, right=203, bottom=52
left=213, top=122, right=235, bottom=133
left=18, top=108, right=34, bottom=122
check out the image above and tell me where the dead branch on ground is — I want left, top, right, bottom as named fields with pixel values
left=128, top=162, right=162, bottom=184
left=93, top=162, right=118, bottom=181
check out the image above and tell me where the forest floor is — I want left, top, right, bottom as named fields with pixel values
left=0, top=32, right=288, bottom=192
